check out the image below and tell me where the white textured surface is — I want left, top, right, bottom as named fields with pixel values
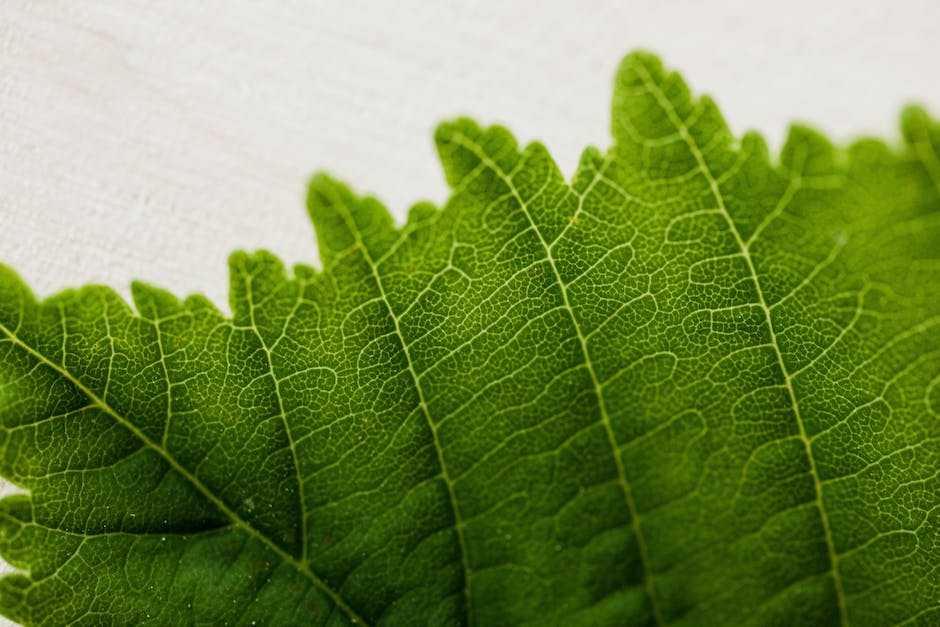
left=3, top=1, right=940, bottom=308
left=1, top=0, right=939, bottom=621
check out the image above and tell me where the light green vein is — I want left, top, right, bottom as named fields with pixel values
left=239, top=261, right=309, bottom=565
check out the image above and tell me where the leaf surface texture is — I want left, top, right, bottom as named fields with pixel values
left=1, top=52, right=939, bottom=626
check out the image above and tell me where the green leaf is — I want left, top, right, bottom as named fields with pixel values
left=1, top=51, right=939, bottom=626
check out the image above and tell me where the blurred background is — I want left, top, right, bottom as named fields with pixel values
left=2, top=1, right=939, bottom=309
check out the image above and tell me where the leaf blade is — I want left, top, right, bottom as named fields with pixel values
left=1, top=51, right=939, bottom=626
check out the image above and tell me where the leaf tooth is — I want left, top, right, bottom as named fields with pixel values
left=227, top=250, right=287, bottom=328
left=434, top=118, right=521, bottom=189
left=131, top=282, right=183, bottom=321
left=781, top=125, right=838, bottom=177
left=306, top=173, right=397, bottom=266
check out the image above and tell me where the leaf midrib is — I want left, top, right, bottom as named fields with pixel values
left=0, top=320, right=370, bottom=627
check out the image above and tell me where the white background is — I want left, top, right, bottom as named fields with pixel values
left=3, top=1, right=940, bottom=308
left=1, top=0, right=939, bottom=620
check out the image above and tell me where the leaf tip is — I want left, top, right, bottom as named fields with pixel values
left=615, top=49, right=664, bottom=84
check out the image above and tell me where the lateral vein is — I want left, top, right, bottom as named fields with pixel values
left=449, top=131, right=667, bottom=627
left=634, top=64, right=849, bottom=627
left=324, top=190, right=476, bottom=626
left=0, top=320, right=371, bottom=627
